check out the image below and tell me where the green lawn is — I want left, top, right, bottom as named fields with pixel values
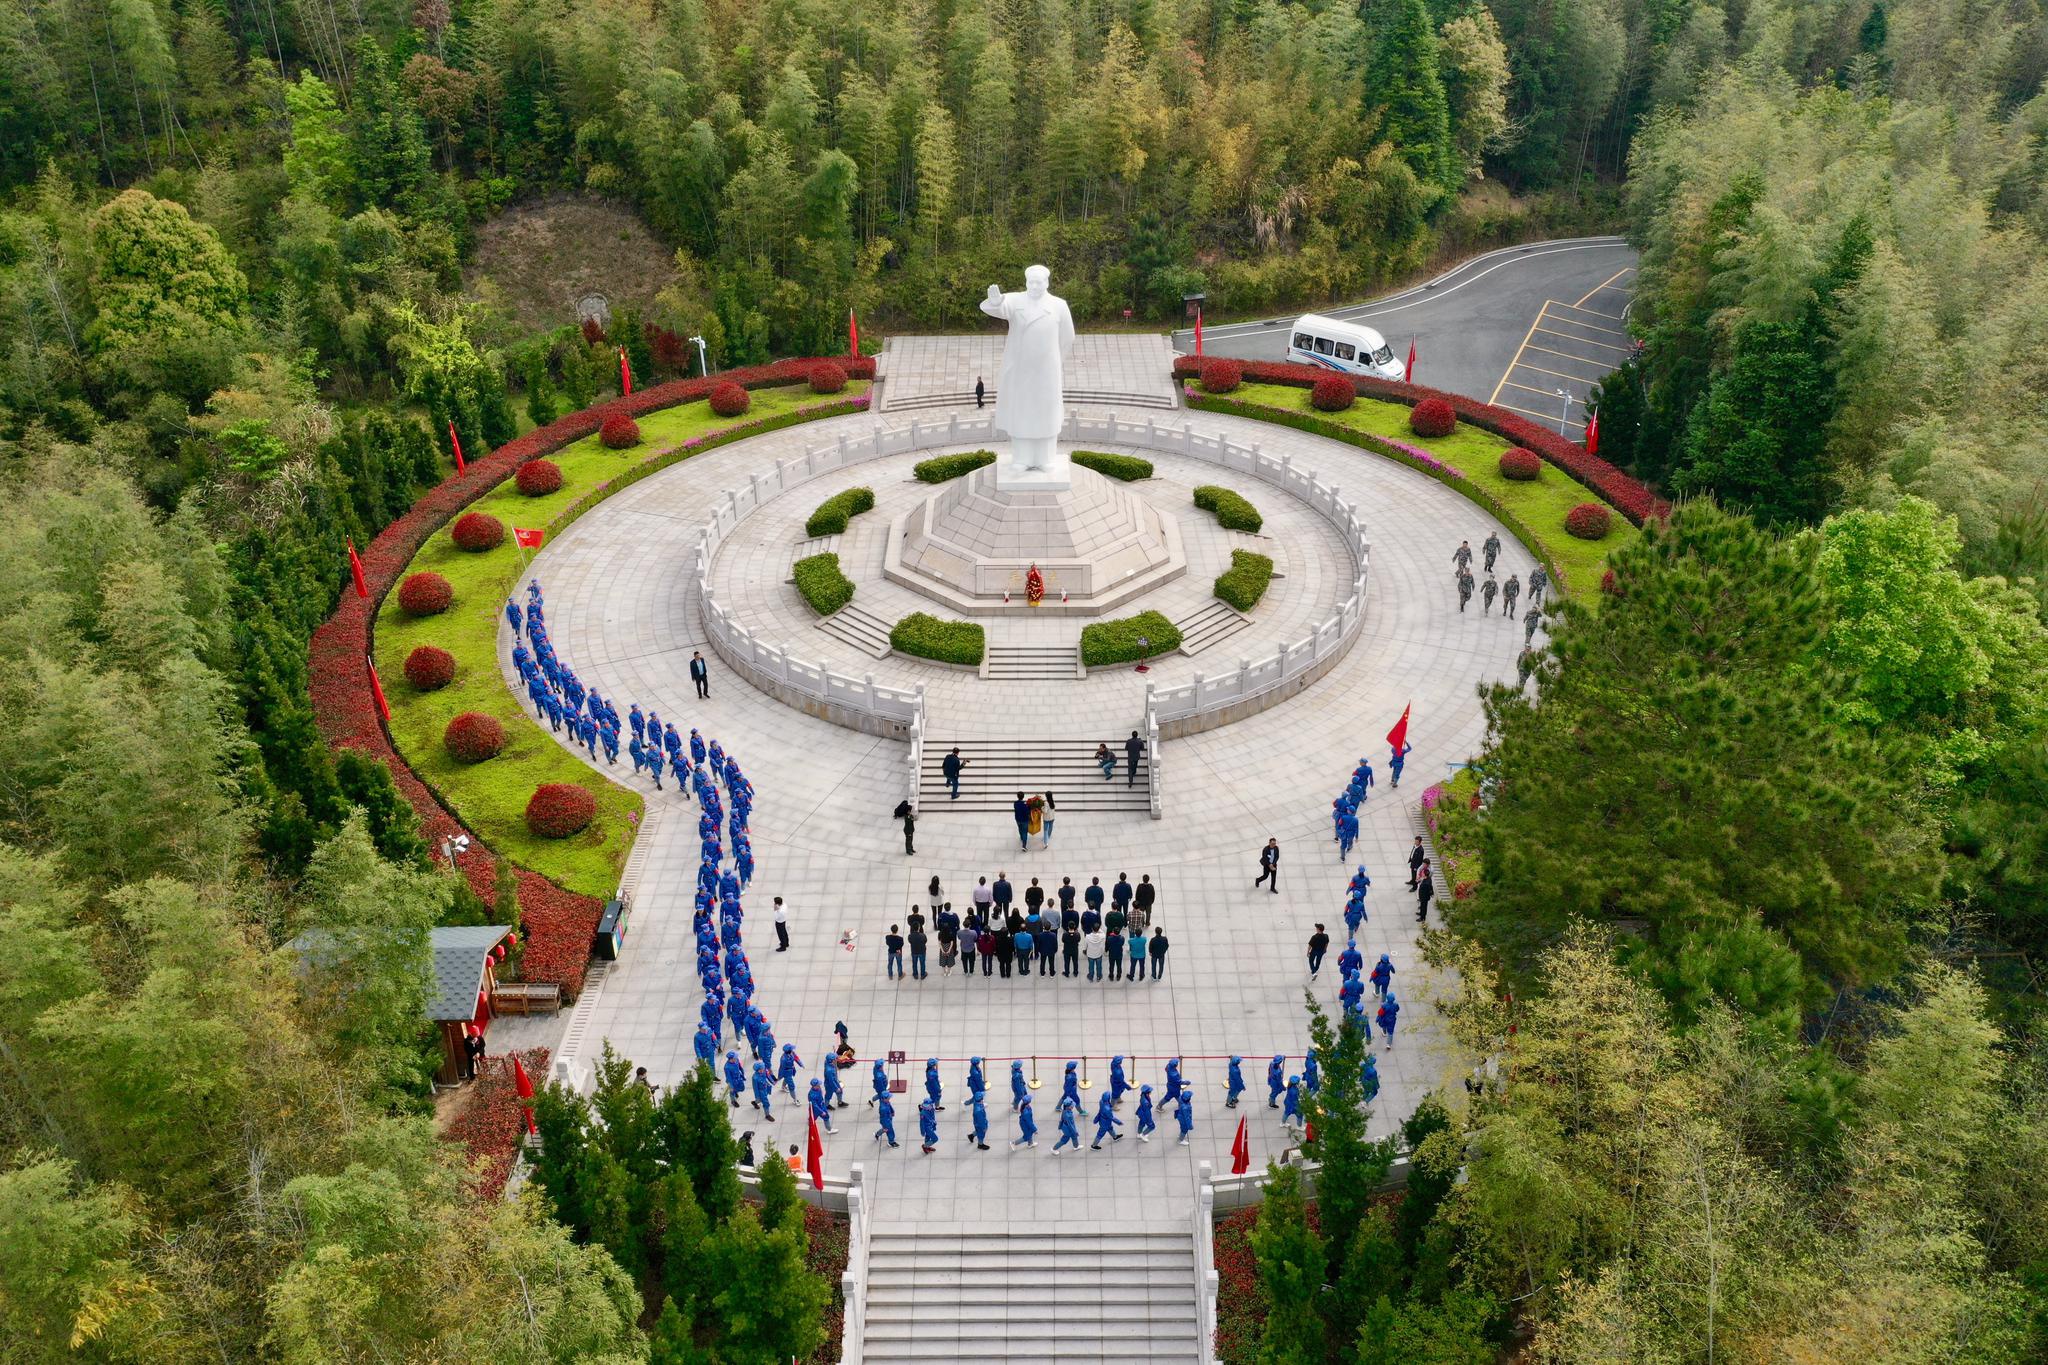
left=376, top=383, right=866, bottom=896
left=1231, top=383, right=1636, bottom=600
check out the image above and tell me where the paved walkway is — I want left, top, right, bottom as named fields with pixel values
left=502, top=371, right=1542, bottom=1223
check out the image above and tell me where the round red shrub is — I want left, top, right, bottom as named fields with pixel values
left=1310, top=375, right=1357, bottom=412
left=397, top=571, right=452, bottom=617
left=1199, top=358, right=1244, bottom=394
left=1409, top=397, right=1457, bottom=438
left=709, top=382, right=751, bottom=418
left=443, top=711, right=506, bottom=763
left=599, top=414, right=640, bottom=449
left=516, top=459, right=563, bottom=496
left=808, top=361, right=847, bottom=394
left=404, top=645, right=456, bottom=691
left=526, top=783, right=596, bottom=839
left=1499, top=447, right=1542, bottom=481
left=1565, top=502, right=1614, bottom=541
left=451, top=511, right=505, bottom=551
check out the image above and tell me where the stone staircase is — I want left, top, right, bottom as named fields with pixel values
left=860, top=1226, right=1203, bottom=1363
left=1173, top=601, right=1253, bottom=656
left=921, top=739, right=1152, bottom=813
left=983, top=642, right=1084, bottom=681
left=818, top=603, right=894, bottom=658
left=881, top=387, right=1181, bottom=415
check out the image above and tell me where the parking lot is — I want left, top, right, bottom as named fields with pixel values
left=1486, top=268, right=1637, bottom=435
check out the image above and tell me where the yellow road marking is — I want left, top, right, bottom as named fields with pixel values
left=1489, top=302, right=1555, bottom=405
left=1533, top=325, right=1632, bottom=353
left=1537, top=312, right=1630, bottom=338
left=1510, top=359, right=1609, bottom=385
left=1496, top=399, right=1585, bottom=430
left=1523, top=342, right=1619, bottom=370
left=1503, top=379, right=1579, bottom=401
left=1574, top=267, right=1633, bottom=309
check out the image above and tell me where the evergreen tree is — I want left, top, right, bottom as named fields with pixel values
left=755, top=1138, right=808, bottom=1244
left=653, top=1172, right=712, bottom=1311
left=703, top=1205, right=829, bottom=1365
left=1249, top=1162, right=1326, bottom=1364
left=1366, top=0, right=1460, bottom=194
left=661, top=1062, right=742, bottom=1222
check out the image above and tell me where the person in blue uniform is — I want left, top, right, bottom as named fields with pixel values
left=750, top=1062, right=777, bottom=1120
left=809, top=1079, right=837, bottom=1134
left=694, top=1025, right=717, bottom=1065
left=1174, top=1087, right=1195, bottom=1146
left=1011, top=1093, right=1038, bottom=1148
left=723, top=1051, right=746, bottom=1106
left=1109, top=1055, right=1130, bottom=1108
left=1162, top=1057, right=1184, bottom=1107
left=1303, top=1049, right=1321, bottom=1096
left=1361, top=1053, right=1380, bottom=1102
left=1376, top=992, right=1401, bottom=1048
left=1060, top=1061, right=1081, bottom=1111
left=504, top=598, right=523, bottom=638
left=822, top=1053, right=848, bottom=1108
left=1282, top=1076, right=1304, bottom=1133
left=1225, top=1056, right=1245, bottom=1109
left=1267, top=1055, right=1286, bottom=1108
left=1052, top=1096, right=1083, bottom=1154
left=1135, top=1085, right=1157, bottom=1142
left=969, top=1092, right=990, bottom=1149
left=918, top=1097, right=939, bottom=1155
left=870, top=1059, right=889, bottom=1107
left=1091, top=1091, right=1124, bottom=1148
left=1011, top=1061, right=1029, bottom=1112
left=875, top=1092, right=899, bottom=1147
left=1338, top=939, right=1364, bottom=980
left=967, top=1057, right=986, bottom=1104
left=925, top=1058, right=944, bottom=1111
left=629, top=704, right=644, bottom=743
left=1370, top=953, right=1395, bottom=998
left=778, top=1044, right=803, bottom=1100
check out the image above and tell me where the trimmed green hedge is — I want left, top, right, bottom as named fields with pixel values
left=792, top=552, right=855, bottom=616
left=1080, top=610, right=1182, bottom=667
left=1070, top=451, right=1154, bottom=481
left=1213, top=549, right=1274, bottom=612
left=805, top=485, right=875, bottom=537
left=913, top=451, right=997, bottom=483
left=1194, top=484, right=1263, bottom=532
left=892, top=612, right=985, bottom=665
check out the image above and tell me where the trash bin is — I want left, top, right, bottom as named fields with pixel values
left=593, top=898, right=630, bottom=961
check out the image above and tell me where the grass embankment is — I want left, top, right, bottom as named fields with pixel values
left=376, top=383, right=866, bottom=896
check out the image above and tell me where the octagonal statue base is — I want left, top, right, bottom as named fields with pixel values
left=883, top=463, right=1185, bottom=617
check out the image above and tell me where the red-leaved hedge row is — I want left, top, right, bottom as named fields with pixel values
left=307, top=359, right=865, bottom=998
left=1170, top=355, right=1668, bottom=525
left=446, top=1048, right=550, bottom=1201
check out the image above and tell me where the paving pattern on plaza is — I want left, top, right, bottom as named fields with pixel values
left=503, top=347, right=1546, bottom=1224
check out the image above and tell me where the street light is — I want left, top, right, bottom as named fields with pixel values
left=690, top=335, right=710, bottom=378
left=1555, top=388, right=1573, bottom=436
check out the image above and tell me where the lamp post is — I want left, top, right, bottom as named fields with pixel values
left=690, top=335, right=710, bottom=378
left=1555, top=388, right=1573, bottom=436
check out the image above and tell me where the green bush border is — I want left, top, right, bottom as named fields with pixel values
left=1193, top=484, right=1264, bottom=533
left=1080, top=610, right=1183, bottom=668
left=1070, top=450, right=1154, bottom=481
left=792, top=552, right=856, bottom=616
left=891, top=612, right=985, bottom=665
left=1213, top=549, right=1274, bottom=612
left=804, top=486, right=875, bottom=537
left=912, top=451, right=997, bottom=483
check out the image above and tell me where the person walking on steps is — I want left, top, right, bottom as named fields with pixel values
left=1254, top=838, right=1280, bottom=893
left=975, top=376, right=986, bottom=409
left=1124, top=730, right=1145, bottom=786
left=942, top=747, right=967, bottom=800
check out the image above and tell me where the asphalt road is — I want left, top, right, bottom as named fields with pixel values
left=1170, top=236, right=1639, bottom=430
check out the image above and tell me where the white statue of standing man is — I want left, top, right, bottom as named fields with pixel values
left=981, top=265, right=1076, bottom=490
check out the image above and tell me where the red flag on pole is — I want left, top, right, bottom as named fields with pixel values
left=1386, top=703, right=1410, bottom=755
left=447, top=420, right=466, bottom=474
left=346, top=540, right=369, bottom=599
left=1585, top=410, right=1600, bottom=455
left=619, top=346, right=633, bottom=397
left=366, top=655, right=391, bottom=722
left=1230, top=1115, right=1250, bottom=1175
left=512, top=1053, right=535, bottom=1100
left=513, top=528, right=545, bottom=550
left=1194, top=308, right=1204, bottom=358
left=1404, top=338, right=1416, bottom=384
left=807, top=1113, right=826, bottom=1191
left=848, top=309, right=860, bottom=360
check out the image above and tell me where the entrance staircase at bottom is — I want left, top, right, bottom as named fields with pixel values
left=920, top=739, right=1152, bottom=812
left=860, top=1225, right=1202, bottom=1363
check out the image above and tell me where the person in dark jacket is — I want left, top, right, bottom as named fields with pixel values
left=1307, top=923, right=1330, bottom=977
left=1133, top=875, right=1156, bottom=919
left=1254, top=838, right=1280, bottom=893
left=993, top=924, right=1015, bottom=977
left=1124, top=730, right=1145, bottom=785
left=1148, top=926, right=1170, bottom=978
left=1034, top=924, right=1056, bottom=975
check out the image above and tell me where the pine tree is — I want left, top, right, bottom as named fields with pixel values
left=755, top=1139, right=807, bottom=1245
left=1249, top=1162, right=1326, bottom=1364
left=660, top=1062, right=742, bottom=1222
left=702, top=1206, right=829, bottom=1364
left=1366, top=0, right=1459, bottom=194
left=653, top=1172, right=711, bottom=1311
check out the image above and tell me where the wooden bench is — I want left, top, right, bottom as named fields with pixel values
left=490, top=981, right=562, bottom=1016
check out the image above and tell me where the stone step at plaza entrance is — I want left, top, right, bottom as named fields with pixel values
left=860, top=1226, right=1202, bottom=1364
left=1173, top=600, right=1254, bottom=656
left=983, top=642, right=1084, bottom=681
left=817, top=602, right=894, bottom=658
left=922, top=739, right=1152, bottom=812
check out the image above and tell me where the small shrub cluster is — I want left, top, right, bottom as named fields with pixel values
left=709, top=381, right=751, bottom=417
left=1310, top=375, right=1357, bottom=412
left=1212, top=549, right=1275, bottom=612
left=598, top=413, right=640, bottom=449
left=808, top=361, right=847, bottom=394
left=451, top=511, right=505, bottom=552
left=913, top=451, right=997, bottom=483
left=792, top=552, right=856, bottom=616
left=1193, top=485, right=1264, bottom=533
left=397, top=571, right=452, bottom=616
left=526, top=783, right=596, bottom=838
left=1566, top=501, right=1614, bottom=540
left=443, top=711, right=506, bottom=763
left=403, top=645, right=455, bottom=691
left=891, top=613, right=985, bottom=665
left=1499, top=446, right=1542, bottom=481
left=1409, top=397, right=1458, bottom=437
left=1080, top=610, right=1183, bottom=667
left=515, top=459, right=563, bottom=496
left=805, top=486, right=876, bottom=537
left=1199, top=358, right=1244, bottom=394
left=1070, top=451, right=1154, bottom=481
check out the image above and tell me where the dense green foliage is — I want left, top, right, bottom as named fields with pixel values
left=891, top=611, right=985, bottom=665
left=804, top=485, right=876, bottom=537
left=1069, top=450, right=1153, bottom=481
left=912, top=450, right=997, bottom=483
left=792, top=551, right=856, bottom=616
left=1213, top=549, right=1275, bottom=612
left=1193, top=484, right=1264, bottom=533
left=1080, top=610, right=1182, bottom=667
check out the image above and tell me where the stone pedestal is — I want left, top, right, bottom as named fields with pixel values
left=884, top=464, right=1184, bottom=616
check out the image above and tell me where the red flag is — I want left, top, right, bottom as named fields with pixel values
left=513, top=528, right=545, bottom=550
left=447, top=420, right=466, bottom=474
left=1585, top=410, right=1600, bottom=455
left=1404, top=338, right=1416, bottom=384
left=848, top=309, right=860, bottom=360
left=512, top=1052, right=535, bottom=1100
left=1386, top=703, right=1410, bottom=754
left=807, top=1113, right=826, bottom=1191
left=619, top=346, right=632, bottom=397
left=366, top=656, right=391, bottom=722
left=1194, top=308, right=1204, bottom=358
left=523, top=1106, right=538, bottom=1136
left=346, top=539, right=369, bottom=599
left=1230, top=1116, right=1250, bottom=1175
left=1304, top=1116, right=1317, bottom=1145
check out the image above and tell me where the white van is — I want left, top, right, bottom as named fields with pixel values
left=1287, top=314, right=1405, bottom=380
